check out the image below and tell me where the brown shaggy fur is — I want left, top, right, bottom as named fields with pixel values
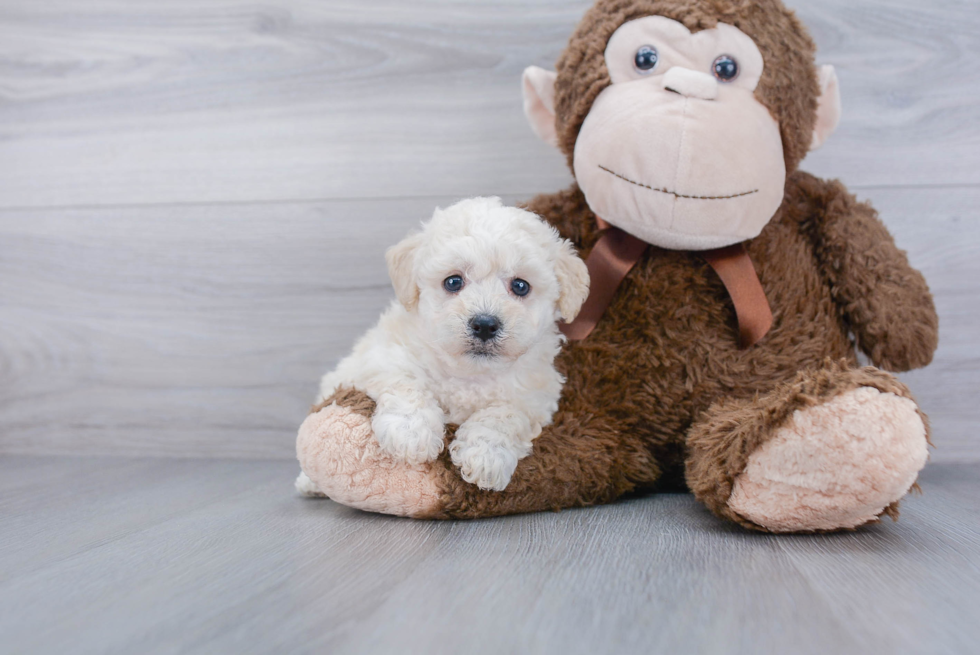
left=425, top=172, right=937, bottom=523
left=313, top=386, right=376, bottom=419
left=309, top=0, right=938, bottom=530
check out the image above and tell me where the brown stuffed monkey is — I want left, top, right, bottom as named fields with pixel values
left=296, top=0, right=938, bottom=532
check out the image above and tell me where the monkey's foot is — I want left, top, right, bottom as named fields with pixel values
left=728, top=386, right=928, bottom=532
left=296, top=393, right=443, bottom=517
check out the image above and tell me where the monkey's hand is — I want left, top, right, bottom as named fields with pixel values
left=802, top=174, right=938, bottom=372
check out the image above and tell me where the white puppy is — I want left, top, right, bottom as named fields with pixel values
left=297, top=197, right=589, bottom=493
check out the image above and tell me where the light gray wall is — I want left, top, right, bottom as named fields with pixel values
left=1, top=0, right=977, bottom=460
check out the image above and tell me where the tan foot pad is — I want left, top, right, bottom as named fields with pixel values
left=296, top=404, right=443, bottom=517
left=729, top=387, right=928, bottom=532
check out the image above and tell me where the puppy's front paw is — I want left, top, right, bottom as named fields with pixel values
left=372, top=408, right=445, bottom=465
left=449, top=424, right=525, bottom=491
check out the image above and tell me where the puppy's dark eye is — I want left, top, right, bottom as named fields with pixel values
left=634, top=45, right=659, bottom=73
left=443, top=275, right=464, bottom=293
left=511, top=279, right=531, bottom=297
left=712, top=55, right=739, bottom=82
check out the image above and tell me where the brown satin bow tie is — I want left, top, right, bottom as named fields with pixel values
left=559, top=219, right=773, bottom=348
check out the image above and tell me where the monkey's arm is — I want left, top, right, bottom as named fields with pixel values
left=798, top=174, right=938, bottom=371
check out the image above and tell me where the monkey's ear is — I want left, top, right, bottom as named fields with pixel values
left=522, top=66, right=559, bottom=148
left=385, top=231, right=425, bottom=311
left=810, top=65, right=842, bottom=151
left=554, top=240, right=590, bottom=323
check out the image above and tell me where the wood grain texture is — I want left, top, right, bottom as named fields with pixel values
left=1, top=455, right=978, bottom=654
left=0, top=0, right=977, bottom=461
left=0, top=196, right=445, bottom=458
left=0, top=0, right=978, bottom=209
left=2, top=3, right=977, bottom=652
left=1, top=187, right=977, bottom=460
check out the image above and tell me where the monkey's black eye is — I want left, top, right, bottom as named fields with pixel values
left=634, top=45, right=659, bottom=73
left=443, top=275, right=464, bottom=293
left=713, top=55, right=739, bottom=82
left=511, top=279, right=531, bottom=297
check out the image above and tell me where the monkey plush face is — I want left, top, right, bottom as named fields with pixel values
left=573, top=17, right=785, bottom=249
left=523, top=3, right=842, bottom=251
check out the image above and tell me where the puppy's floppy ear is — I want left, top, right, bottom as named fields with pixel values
left=385, top=231, right=425, bottom=311
left=554, top=239, right=590, bottom=323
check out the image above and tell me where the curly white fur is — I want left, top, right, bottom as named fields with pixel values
left=301, top=197, right=589, bottom=492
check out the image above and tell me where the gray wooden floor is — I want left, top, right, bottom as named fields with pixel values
left=2, top=455, right=979, bottom=655
left=2, top=0, right=980, bottom=652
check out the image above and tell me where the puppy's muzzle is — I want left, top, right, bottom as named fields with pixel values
left=469, top=314, right=502, bottom=343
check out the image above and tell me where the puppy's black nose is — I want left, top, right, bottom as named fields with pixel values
left=469, top=315, right=501, bottom=342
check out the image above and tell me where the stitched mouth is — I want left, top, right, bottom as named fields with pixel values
left=598, top=165, right=758, bottom=200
